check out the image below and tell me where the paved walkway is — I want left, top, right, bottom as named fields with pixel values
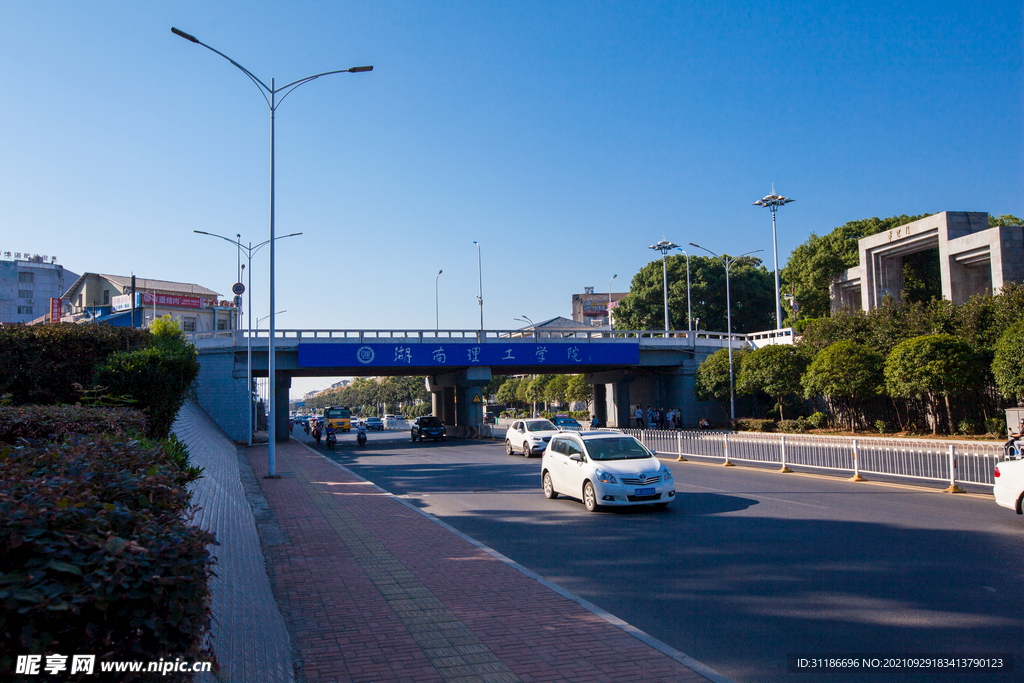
left=244, top=437, right=726, bottom=683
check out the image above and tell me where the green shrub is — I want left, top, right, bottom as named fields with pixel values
left=0, top=405, right=147, bottom=444
left=957, top=419, right=983, bottom=436
left=985, top=417, right=1007, bottom=436
left=874, top=419, right=888, bottom=435
left=0, top=324, right=150, bottom=405
left=94, top=346, right=199, bottom=439
left=807, top=411, right=828, bottom=429
left=734, top=418, right=776, bottom=432
left=0, top=437, right=215, bottom=675
left=778, top=419, right=808, bottom=433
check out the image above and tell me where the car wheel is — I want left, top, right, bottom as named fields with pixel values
left=543, top=472, right=558, bottom=499
left=583, top=481, right=600, bottom=512
left=505, top=440, right=514, bottom=456
left=411, top=433, right=417, bottom=443
left=522, top=443, right=532, bottom=457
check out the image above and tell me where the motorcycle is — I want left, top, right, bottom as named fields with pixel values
left=326, top=428, right=337, bottom=450
left=313, top=426, right=322, bottom=446
left=356, top=428, right=367, bottom=447
left=304, top=422, right=310, bottom=435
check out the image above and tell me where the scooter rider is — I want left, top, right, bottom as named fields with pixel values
left=356, top=420, right=368, bottom=447
left=313, top=423, right=322, bottom=446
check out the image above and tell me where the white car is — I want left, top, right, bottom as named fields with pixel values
left=505, top=418, right=559, bottom=457
left=994, top=455, right=1024, bottom=515
left=541, top=430, right=675, bottom=512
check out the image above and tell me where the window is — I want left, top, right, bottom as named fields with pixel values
left=18, top=272, right=33, bottom=283
left=216, top=319, right=228, bottom=331
left=77, top=294, right=82, bottom=308
left=551, top=438, right=567, bottom=455
left=18, top=290, right=33, bottom=299
left=565, top=440, right=583, bottom=459
left=181, top=317, right=196, bottom=332
left=17, top=306, right=33, bottom=315
left=102, top=290, right=110, bottom=305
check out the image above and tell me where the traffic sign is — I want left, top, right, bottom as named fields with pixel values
left=232, top=282, right=245, bottom=295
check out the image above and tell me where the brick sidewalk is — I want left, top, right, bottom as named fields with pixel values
left=246, top=439, right=722, bottom=683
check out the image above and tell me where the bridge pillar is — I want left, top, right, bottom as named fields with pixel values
left=426, top=367, right=490, bottom=429
left=442, top=387, right=456, bottom=425
left=592, top=384, right=607, bottom=427
left=274, top=372, right=292, bottom=443
left=585, top=370, right=636, bottom=429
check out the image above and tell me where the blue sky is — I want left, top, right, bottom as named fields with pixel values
left=2, top=1, right=1021, bottom=394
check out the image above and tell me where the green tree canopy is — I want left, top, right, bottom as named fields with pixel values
left=544, top=374, right=570, bottom=407
left=801, top=340, right=884, bottom=431
left=884, top=334, right=980, bottom=434
left=695, top=347, right=747, bottom=419
left=613, top=254, right=775, bottom=333
left=737, top=344, right=808, bottom=420
left=565, top=374, right=593, bottom=405
left=993, top=321, right=1024, bottom=405
left=495, top=377, right=522, bottom=406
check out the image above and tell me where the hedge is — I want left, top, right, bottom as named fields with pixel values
left=0, top=436, right=215, bottom=678
left=0, top=405, right=147, bottom=445
left=0, top=324, right=150, bottom=406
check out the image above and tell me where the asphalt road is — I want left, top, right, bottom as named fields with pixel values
left=296, top=429, right=1024, bottom=683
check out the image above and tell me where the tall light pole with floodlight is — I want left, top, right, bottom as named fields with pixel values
left=173, top=26, right=371, bottom=476
left=472, top=241, right=483, bottom=332
left=608, top=274, right=617, bottom=331
left=193, top=229, right=301, bottom=446
left=690, top=243, right=763, bottom=421
left=753, top=187, right=795, bottom=329
left=648, top=239, right=679, bottom=332
left=435, top=270, right=443, bottom=331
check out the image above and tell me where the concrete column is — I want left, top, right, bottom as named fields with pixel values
left=461, top=385, right=485, bottom=428
left=442, top=387, right=456, bottom=426
left=274, top=372, right=291, bottom=443
left=593, top=383, right=607, bottom=427
left=431, top=391, right=443, bottom=419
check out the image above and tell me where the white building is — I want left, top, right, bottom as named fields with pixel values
left=0, top=253, right=79, bottom=324
left=61, top=273, right=237, bottom=332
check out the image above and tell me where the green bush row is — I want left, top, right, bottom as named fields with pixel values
left=0, top=435, right=213, bottom=677
left=0, top=405, right=147, bottom=444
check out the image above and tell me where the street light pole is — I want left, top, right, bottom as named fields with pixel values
left=473, top=241, right=483, bottom=332
left=173, top=27, right=371, bottom=476
left=676, top=249, right=692, bottom=344
left=608, top=274, right=617, bottom=331
left=690, top=243, right=763, bottom=421
left=753, top=187, right=795, bottom=330
left=193, top=229, right=301, bottom=447
left=648, top=239, right=679, bottom=332
left=435, top=269, right=443, bottom=331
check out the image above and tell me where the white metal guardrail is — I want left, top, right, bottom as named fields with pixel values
left=622, top=429, right=1006, bottom=489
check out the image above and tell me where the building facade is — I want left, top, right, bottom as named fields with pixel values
left=571, top=287, right=628, bottom=326
left=830, top=212, right=1024, bottom=312
left=61, top=273, right=237, bottom=331
left=0, top=254, right=79, bottom=324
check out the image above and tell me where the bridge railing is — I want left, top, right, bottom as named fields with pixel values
left=188, top=328, right=792, bottom=348
left=622, top=428, right=1005, bottom=489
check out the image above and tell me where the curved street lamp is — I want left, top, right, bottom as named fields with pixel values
left=675, top=248, right=692, bottom=345
left=473, top=241, right=483, bottom=332
left=193, top=230, right=301, bottom=446
left=648, top=239, right=679, bottom=332
left=753, top=187, right=795, bottom=329
left=690, top=243, right=763, bottom=421
left=173, top=26, right=371, bottom=476
left=608, top=274, right=617, bottom=331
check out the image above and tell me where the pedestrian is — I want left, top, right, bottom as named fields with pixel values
left=590, top=414, right=600, bottom=429
left=647, top=405, right=654, bottom=430
left=675, top=407, right=683, bottom=430
left=666, top=408, right=675, bottom=430
left=634, top=406, right=644, bottom=429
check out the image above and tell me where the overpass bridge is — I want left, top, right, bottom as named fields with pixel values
left=191, top=327, right=794, bottom=442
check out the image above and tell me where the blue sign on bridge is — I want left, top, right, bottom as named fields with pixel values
left=297, top=341, right=639, bottom=369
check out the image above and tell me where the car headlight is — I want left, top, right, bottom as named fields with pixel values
left=662, top=467, right=673, bottom=481
left=595, top=469, right=618, bottom=485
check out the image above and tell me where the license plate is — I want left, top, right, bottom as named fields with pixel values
left=635, top=487, right=655, bottom=496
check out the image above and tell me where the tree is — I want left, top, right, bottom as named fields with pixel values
left=544, top=375, right=570, bottom=408
left=695, top=348, right=747, bottom=419
left=993, top=321, right=1024, bottom=405
left=989, top=214, right=1024, bottom=228
left=526, top=375, right=553, bottom=414
left=801, top=341, right=883, bottom=432
left=737, top=345, right=808, bottom=420
left=612, top=254, right=775, bottom=333
left=884, top=334, right=980, bottom=434
left=565, top=374, right=593, bottom=406
left=495, top=377, right=522, bottom=407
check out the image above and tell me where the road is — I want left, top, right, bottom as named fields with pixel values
left=295, top=428, right=1024, bottom=683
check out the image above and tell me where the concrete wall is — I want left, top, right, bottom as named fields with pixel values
left=195, top=348, right=252, bottom=443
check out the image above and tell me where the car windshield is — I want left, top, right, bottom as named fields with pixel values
left=527, top=420, right=556, bottom=432
left=419, top=417, right=442, bottom=426
left=584, top=436, right=653, bottom=461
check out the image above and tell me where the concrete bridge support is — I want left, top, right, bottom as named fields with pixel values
left=194, top=348, right=251, bottom=443
left=426, top=367, right=491, bottom=429
left=274, top=373, right=291, bottom=443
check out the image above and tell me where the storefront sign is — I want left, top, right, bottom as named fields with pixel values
left=139, top=292, right=202, bottom=309
left=50, top=298, right=62, bottom=322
